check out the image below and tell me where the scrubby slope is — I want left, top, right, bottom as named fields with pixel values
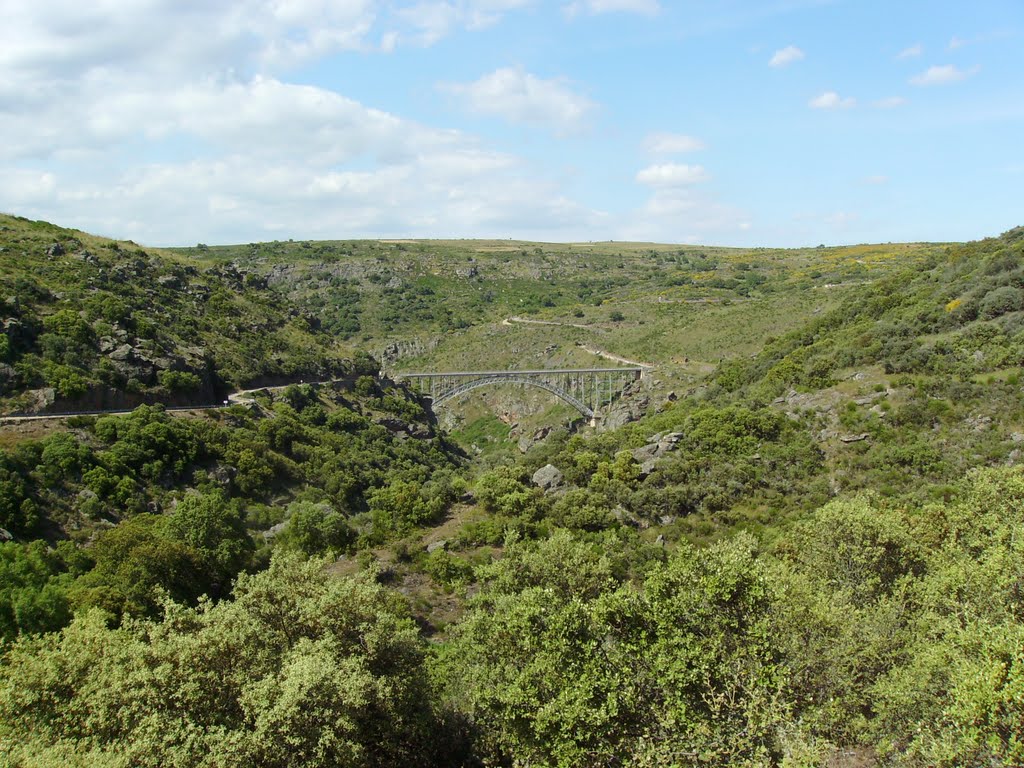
left=0, top=214, right=354, bottom=414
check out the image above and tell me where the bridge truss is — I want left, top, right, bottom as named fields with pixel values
left=395, top=367, right=643, bottom=423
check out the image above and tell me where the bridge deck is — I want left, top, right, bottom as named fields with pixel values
left=397, top=367, right=642, bottom=378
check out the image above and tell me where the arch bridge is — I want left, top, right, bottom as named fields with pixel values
left=395, top=367, right=643, bottom=425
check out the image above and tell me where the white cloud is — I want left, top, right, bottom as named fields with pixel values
left=0, top=0, right=381, bottom=79
left=441, top=67, right=596, bottom=133
left=809, top=91, right=856, bottom=110
left=2, top=147, right=607, bottom=244
left=643, top=132, right=706, bottom=154
left=0, top=3, right=616, bottom=243
left=896, top=43, right=923, bottom=59
left=393, top=2, right=462, bottom=46
left=1, top=73, right=468, bottom=166
left=564, top=0, right=660, bottom=17
left=910, top=64, right=978, bottom=86
left=769, top=45, right=804, bottom=68
left=635, top=163, right=710, bottom=187
left=0, top=0, right=538, bottom=76
left=392, top=1, right=537, bottom=46
left=873, top=96, right=907, bottom=109
left=863, top=175, right=889, bottom=185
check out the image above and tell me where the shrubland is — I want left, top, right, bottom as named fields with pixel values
left=2, top=215, right=1024, bottom=766
left=4, top=467, right=1022, bottom=766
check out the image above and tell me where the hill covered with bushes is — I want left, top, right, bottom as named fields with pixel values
left=0, top=214, right=355, bottom=414
left=2, top=216, right=1024, bottom=766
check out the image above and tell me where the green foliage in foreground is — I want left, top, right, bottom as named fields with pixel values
left=0, top=554, right=467, bottom=768
left=443, top=530, right=786, bottom=767
left=4, top=467, right=1023, bottom=766
left=441, top=467, right=1024, bottom=766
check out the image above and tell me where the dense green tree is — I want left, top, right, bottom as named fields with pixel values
left=443, top=530, right=789, bottom=767
left=162, top=491, right=254, bottom=589
left=0, top=554, right=461, bottom=767
left=67, top=515, right=205, bottom=619
left=0, top=541, right=75, bottom=640
left=867, top=468, right=1024, bottom=766
left=276, top=500, right=354, bottom=557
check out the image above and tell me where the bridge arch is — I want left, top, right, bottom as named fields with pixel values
left=396, top=367, right=643, bottom=426
left=432, top=375, right=594, bottom=418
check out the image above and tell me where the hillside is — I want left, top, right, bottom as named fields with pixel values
left=444, top=227, right=1024, bottom=545
left=172, top=236, right=944, bottom=375
left=0, top=214, right=355, bottom=415
left=2, top=217, right=1024, bottom=767
left=168, top=231, right=945, bottom=454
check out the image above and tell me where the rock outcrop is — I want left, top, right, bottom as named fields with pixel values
left=630, top=431, right=684, bottom=475
left=531, top=464, right=564, bottom=493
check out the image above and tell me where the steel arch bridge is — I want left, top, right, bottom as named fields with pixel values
left=395, top=367, right=643, bottom=424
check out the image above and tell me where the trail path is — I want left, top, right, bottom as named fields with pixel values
left=502, top=315, right=595, bottom=331
left=577, top=344, right=655, bottom=370
left=499, top=315, right=655, bottom=369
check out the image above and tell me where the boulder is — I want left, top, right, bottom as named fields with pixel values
left=157, top=274, right=183, bottom=289
left=376, top=416, right=432, bottom=439
left=26, top=387, right=57, bottom=411
left=108, top=344, right=157, bottom=382
left=264, top=522, right=287, bottom=539
left=631, top=443, right=659, bottom=463
left=531, top=463, right=563, bottom=492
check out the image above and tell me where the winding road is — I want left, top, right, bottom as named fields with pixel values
left=0, top=381, right=318, bottom=424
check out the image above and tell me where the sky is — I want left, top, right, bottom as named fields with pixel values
left=1, top=0, right=1021, bottom=248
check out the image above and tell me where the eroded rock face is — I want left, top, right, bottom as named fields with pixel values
left=600, top=380, right=651, bottom=431
left=375, top=415, right=434, bottom=439
left=532, top=463, right=564, bottom=492
left=0, top=364, right=15, bottom=393
left=630, top=431, right=684, bottom=476
left=107, top=342, right=212, bottom=391
left=518, top=426, right=552, bottom=454
left=378, top=338, right=440, bottom=366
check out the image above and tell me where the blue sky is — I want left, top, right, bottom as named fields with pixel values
left=1, top=0, right=1021, bottom=247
